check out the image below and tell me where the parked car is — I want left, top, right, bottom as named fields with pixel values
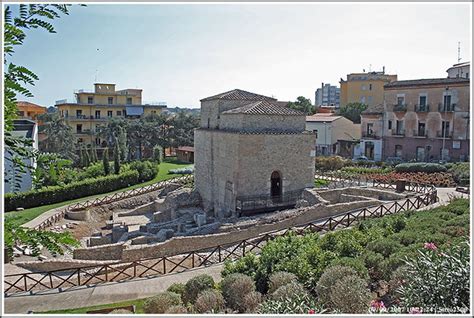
left=352, top=155, right=372, bottom=163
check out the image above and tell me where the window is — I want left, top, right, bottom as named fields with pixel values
left=88, top=96, right=94, bottom=104
left=107, top=111, right=113, bottom=117
left=95, top=138, right=101, bottom=145
left=95, top=125, right=100, bottom=133
left=95, top=110, right=101, bottom=119
left=360, top=96, right=366, bottom=103
left=442, top=121, right=450, bottom=137
left=443, top=95, right=451, bottom=107
left=466, top=72, right=469, bottom=79
left=395, top=145, right=402, bottom=157
left=396, top=120, right=404, bottom=135
left=366, top=123, right=374, bottom=136
left=418, top=122, right=426, bottom=136
left=126, top=97, right=132, bottom=105
left=117, top=110, right=122, bottom=116
left=76, top=124, right=82, bottom=133
left=108, top=97, right=113, bottom=104
left=18, top=111, right=25, bottom=116
left=152, top=110, right=157, bottom=114
left=76, top=110, right=82, bottom=118
left=313, top=129, right=318, bottom=139
left=207, top=118, right=210, bottom=128
left=416, top=146, right=425, bottom=161
left=369, top=84, right=372, bottom=90
left=419, top=95, right=427, bottom=106
left=397, top=96, right=404, bottom=106
left=388, top=120, right=392, bottom=129
left=367, top=96, right=373, bottom=104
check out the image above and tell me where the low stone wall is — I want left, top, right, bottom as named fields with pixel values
left=317, top=187, right=408, bottom=203
left=16, top=259, right=117, bottom=272
left=66, top=210, right=91, bottom=221
left=73, top=243, right=125, bottom=261
left=120, top=199, right=380, bottom=261
left=117, top=199, right=164, bottom=217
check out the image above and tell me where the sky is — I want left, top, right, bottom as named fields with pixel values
left=7, top=3, right=471, bottom=108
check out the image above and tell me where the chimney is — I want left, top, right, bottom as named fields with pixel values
left=383, top=66, right=385, bottom=74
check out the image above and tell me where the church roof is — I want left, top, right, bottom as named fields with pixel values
left=200, top=89, right=277, bottom=102
left=222, top=100, right=304, bottom=116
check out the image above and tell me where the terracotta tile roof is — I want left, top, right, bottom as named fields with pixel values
left=200, top=89, right=277, bottom=102
left=177, top=146, right=194, bottom=152
left=222, top=100, right=304, bottom=116
left=385, top=77, right=469, bottom=88
left=362, top=104, right=384, bottom=114
left=17, top=101, right=46, bottom=109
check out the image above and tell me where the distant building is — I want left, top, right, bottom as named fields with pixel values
left=17, top=101, right=47, bottom=122
left=55, top=83, right=167, bottom=150
left=315, top=83, right=340, bottom=107
left=354, top=104, right=385, bottom=161
left=340, top=68, right=397, bottom=108
left=447, top=62, right=470, bottom=79
left=4, top=119, right=38, bottom=193
left=306, top=113, right=360, bottom=157
left=176, top=146, right=195, bottom=163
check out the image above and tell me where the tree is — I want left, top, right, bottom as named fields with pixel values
left=33, top=152, right=73, bottom=188
left=153, top=145, right=164, bottom=164
left=287, top=96, right=314, bottom=115
left=102, top=148, right=110, bottom=175
left=337, top=102, right=368, bottom=124
left=5, top=218, right=79, bottom=260
left=38, top=106, right=77, bottom=161
left=4, top=4, right=75, bottom=190
left=113, top=143, right=121, bottom=174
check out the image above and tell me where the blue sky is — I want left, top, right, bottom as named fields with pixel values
left=7, top=3, right=471, bottom=108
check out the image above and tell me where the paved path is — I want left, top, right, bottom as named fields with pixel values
left=4, top=264, right=224, bottom=314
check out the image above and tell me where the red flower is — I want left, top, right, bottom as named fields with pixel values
left=308, top=309, right=316, bottom=314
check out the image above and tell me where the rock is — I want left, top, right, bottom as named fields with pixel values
left=16, top=207, right=24, bottom=211
left=38, top=255, right=47, bottom=261
left=156, top=229, right=174, bottom=242
left=24, top=248, right=32, bottom=256
left=193, top=213, right=207, bottom=228
left=62, top=224, right=67, bottom=229
left=160, top=188, right=202, bottom=219
left=158, top=183, right=182, bottom=198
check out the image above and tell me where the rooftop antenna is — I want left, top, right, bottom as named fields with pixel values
left=95, top=48, right=100, bottom=83
left=457, top=42, right=461, bottom=63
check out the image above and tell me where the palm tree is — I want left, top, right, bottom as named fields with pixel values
left=39, top=112, right=77, bottom=161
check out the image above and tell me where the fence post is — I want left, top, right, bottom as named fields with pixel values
left=218, top=246, right=222, bottom=263
left=163, top=258, right=167, bottom=273
left=77, top=269, right=81, bottom=286
left=242, top=241, right=246, bottom=257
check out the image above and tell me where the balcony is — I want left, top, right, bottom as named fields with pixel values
left=413, top=130, right=427, bottom=138
left=65, top=116, right=109, bottom=121
left=438, top=103, right=456, bottom=112
left=362, top=132, right=379, bottom=139
left=393, top=104, right=407, bottom=112
left=392, top=129, right=405, bottom=136
left=436, top=131, right=452, bottom=139
left=414, top=104, right=430, bottom=112
left=76, top=129, right=93, bottom=135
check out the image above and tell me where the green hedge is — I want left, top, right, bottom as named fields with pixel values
left=395, top=163, right=447, bottom=173
left=5, top=170, right=140, bottom=211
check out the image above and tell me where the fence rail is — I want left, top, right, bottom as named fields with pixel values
left=5, top=176, right=437, bottom=296
left=33, top=175, right=194, bottom=231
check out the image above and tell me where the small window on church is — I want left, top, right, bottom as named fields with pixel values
left=207, top=118, right=210, bottom=128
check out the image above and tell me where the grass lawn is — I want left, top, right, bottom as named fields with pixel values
left=41, top=297, right=149, bottom=314
left=5, top=158, right=192, bottom=226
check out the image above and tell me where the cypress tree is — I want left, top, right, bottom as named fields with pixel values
left=84, top=147, right=90, bottom=167
left=113, top=143, right=121, bottom=174
left=103, top=148, right=110, bottom=175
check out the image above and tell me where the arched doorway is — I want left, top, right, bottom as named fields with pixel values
left=270, top=171, right=282, bottom=198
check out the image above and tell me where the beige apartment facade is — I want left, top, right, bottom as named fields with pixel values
left=56, top=83, right=166, bottom=147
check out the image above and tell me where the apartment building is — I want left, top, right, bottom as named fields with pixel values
left=447, top=61, right=470, bottom=79
left=315, top=83, right=340, bottom=107
left=340, top=68, right=397, bottom=107
left=56, top=83, right=166, bottom=147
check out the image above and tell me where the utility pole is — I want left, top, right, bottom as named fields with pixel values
left=458, top=42, right=461, bottom=63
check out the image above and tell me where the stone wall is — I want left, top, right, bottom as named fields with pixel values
left=220, top=113, right=305, bottom=132
left=16, top=259, right=116, bottom=272
left=73, top=243, right=124, bottom=261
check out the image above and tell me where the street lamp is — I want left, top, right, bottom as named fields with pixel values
left=441, top=86, right=449, bottom=162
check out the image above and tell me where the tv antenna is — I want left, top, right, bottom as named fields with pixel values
left=458, top=42, right=461, bottom=63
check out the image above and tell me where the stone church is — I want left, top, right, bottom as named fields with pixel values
left=194, top=89, right=316, bottom=218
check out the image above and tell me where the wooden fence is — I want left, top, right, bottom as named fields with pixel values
left=4, top=178, right=437, bottom=295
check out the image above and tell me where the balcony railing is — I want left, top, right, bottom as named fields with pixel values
left=414, top=104, right=430, bottom=112
left=438, top=103, right=456, bottom=112
left=413, top=130, right=427, bottom=138
left=362, top=132, right=379, bottom=139
left=393, top=104, right=407, bottom=112
left=436, top=131, right=452, bottom=138
left=65, top=116, right=110, bottom=121
left=392, top=129, right=405, bottom=136
left=76, top=129, right=92, bottom=135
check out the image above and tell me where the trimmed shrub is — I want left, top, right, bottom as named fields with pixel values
left=243, top=291, right=263, bottom=313
left=165, top=305, right=188, bottom=314
left=142, top=292, right=182, bottom=314
left=169, top=167, right=194, bottom=174
left=361, top=251, right=385, bottom=281
left=167, top=283, right=185, bottom=300
left=446, top=162, right=470, bottom=185
left=194, top=289, right=225, bottom=313
left=328, top=275, right=371, bottom=313
left=183, top=274, right=215, bottom=304
left=395, top=162, right=447, bottom=173
left=258, top=293, right=322, bottom=314
left=268, top=271, right=297, bottom=294
left=5, top=170, right=140, bottom=211
left=221, top=253, right=259, bottom=279
left=271, top=281, right=308, bottom=301
left=315, top=156, right=350, bottom=171
left=329, top=257, right=369, bottom=280
left=153, top=145, right=164, bottom=164
left=221, top=273, right=256, bottom=313
left=129, top=160, right=158, bottom=182
left=367, top=238, right=402, bottom=258
left=316, top=265, right=358, bottom=305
